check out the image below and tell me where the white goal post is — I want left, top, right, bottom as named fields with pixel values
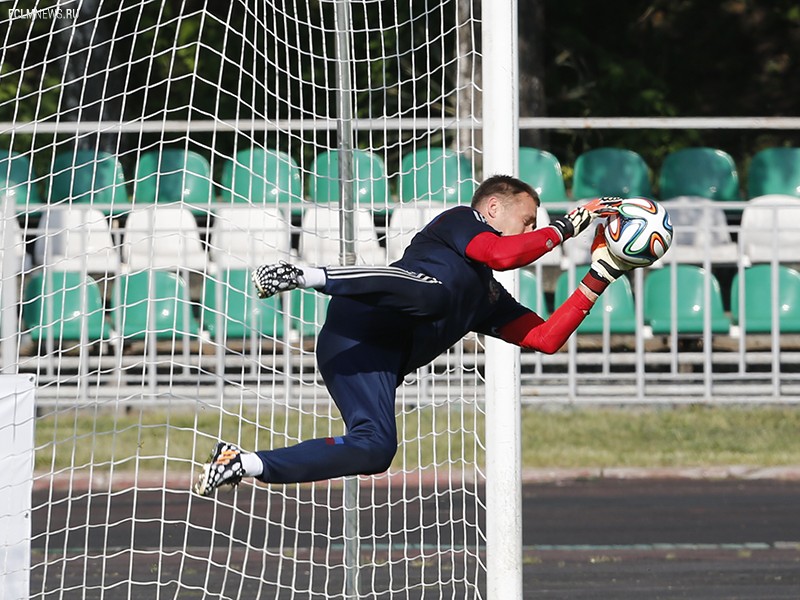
left=0, top=1, right=518, bottom=599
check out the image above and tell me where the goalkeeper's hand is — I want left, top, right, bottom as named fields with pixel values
left=550, top=197, right=623, bottom=241
left=589, top=223, right=637, bottom=283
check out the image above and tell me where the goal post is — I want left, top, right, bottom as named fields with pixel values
left=1, top=1, right=517, bottom=598
left=482, top=1, right=524, bottom=599
left=0, top=374, right=36, bottom=599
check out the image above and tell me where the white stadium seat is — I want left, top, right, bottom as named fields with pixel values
left=33, top=206, right=120, bottom=274
left=299, top=204, right=386, bottom=266
left=210, top=206, right=292, bottom=270
left=532, top=205, right=566, bottom=268
left=386, top=203, right=449, bottom=263
left=740, top=194, right=800, bottom=265
left=122, top=205, right=207, bottom=272
left=660, top=196, right=738, bottom=265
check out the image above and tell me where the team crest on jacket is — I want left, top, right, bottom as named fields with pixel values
left=487, top=279, right=500, bottom=304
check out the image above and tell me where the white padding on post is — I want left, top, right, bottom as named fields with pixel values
left=0, top=374, right=36, bottom=600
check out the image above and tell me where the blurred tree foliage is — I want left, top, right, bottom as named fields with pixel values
left=539, top=0, right=800, bottom=169
left=1, top=0, right=799, bottom=181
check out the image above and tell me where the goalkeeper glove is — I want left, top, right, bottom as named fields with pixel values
left=588, top=223, right=637, bottom=285
left=550, top=197, right=622, bottom=241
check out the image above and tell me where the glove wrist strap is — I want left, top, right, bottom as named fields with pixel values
left=582, top=267, right=612, bottom=295
left=550, top=217, right=575, bottom=241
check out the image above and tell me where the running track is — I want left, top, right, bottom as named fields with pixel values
left=30, top=478, right=800, bottom=599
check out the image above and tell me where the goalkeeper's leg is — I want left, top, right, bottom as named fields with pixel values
left=253, top=261, right=449, bottom=318
left=195, top=332, right=401, bottom=491
left=253, top=323, right=402, bottom=483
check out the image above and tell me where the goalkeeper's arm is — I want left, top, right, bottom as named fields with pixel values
left=465, top=197, right=622, bottom=271
left=497, top=224, right=636, bottom=354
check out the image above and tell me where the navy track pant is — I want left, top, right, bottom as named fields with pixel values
left=255, top=265, right=443, bottom=484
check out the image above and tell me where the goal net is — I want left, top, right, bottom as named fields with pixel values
left=1, top=1, right=490, bottom=598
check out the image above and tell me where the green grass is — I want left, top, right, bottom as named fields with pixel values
left=34, top=404, right=800, bottom=473
left=519, top=405, right=800, bottom=468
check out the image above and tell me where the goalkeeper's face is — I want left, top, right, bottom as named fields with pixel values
left=483, top=192, right=539, bottom=236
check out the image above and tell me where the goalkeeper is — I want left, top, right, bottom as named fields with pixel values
left=195, top=174, right=635, bottom=495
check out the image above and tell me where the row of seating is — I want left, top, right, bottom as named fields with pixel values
left=16, top=263, right=800, bottom=351
left=6, top=196, right=799, bottom=280
left=20, top=269, right=328, bottom=345
left=526, top=264, right=800, bottom=335
left=3, top=145, right=800, bottom=210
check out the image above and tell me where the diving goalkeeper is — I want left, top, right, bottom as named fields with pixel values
left=195, top=175, right=634, bottom=495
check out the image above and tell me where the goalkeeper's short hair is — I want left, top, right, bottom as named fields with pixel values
left=471, top=174, right=540, bottom=210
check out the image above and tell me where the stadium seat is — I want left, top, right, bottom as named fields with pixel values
left=555, top=266, right=636, bottom=334
left=571, top=147, right=653, bottom=200
left=518, top=147, right=568, bottom=203
left=33, top=206, right=121, bottom=275
left=299, top=204, right=386, bottom=266
left=22, top=271, right=109, bottom=343
left=385, top=203, right=449, bottom=263
left=660, top=197, right=738, bottom=264
left=747, top=147, right=800, bottom=199
left=289, top=288, right=330, bottom=337
left=111, top=270, right=201, bottom=341
left=546, top=200, right=597, bottom=268
left=209, top=205, right=292, bottom=270
left=202, top=269, right=284, bottom=339
left=309, top=149, right=389, bottom=210
left=49, top=150, right=129, bottom=213
left=133, top=149, right=213, bottom=213
left=644, top=265, right=730, bottom=334
left=730, top=264, right=800, bottom=333
left=519, top=269, right=549, bottom=318
left=530, top=205, right=564, bottom=267
left=218, top=148, right=303, bottom=208
left=398, top=148, right=475, bottom=204
left=658, top=147, right=740, bottom=201
left=122, top=205, right=207, bottom=272
left=0, top=150, right=42, bottom=207
left=739, top=195, right=800, bottom=265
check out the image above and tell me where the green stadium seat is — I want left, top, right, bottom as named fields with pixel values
left=202, top=269, right=284, bottom=339
left=49, top=150, right=129, bottom=213
left=289, top=289, right=330, bottom=337
left=111, top=270, right=200, bottom=341
left=571, top=147, right=653, bottom=200
left=658, top=147, right=740, bottom=201
left=555, top=266, right=636, bottom=334
left=22, top=271, right=109, bottom=343
left=730, top=264, right=800, bottom=333
left=519, top=147, right=567, bottom=203
left=309, top=149, right=389, bottom=209
left=399, top=148, right=474, bottom=204
left=519, top=269, right=549, bottom=318
left=218, top=148, right=302, bottom=207
left=644, top=265, right=730, bottom=334
left=0, top=150, right=43, bottom=207
left=747, top=147, right=800, bottom=199
left=133, top=149, right=213, bottom=213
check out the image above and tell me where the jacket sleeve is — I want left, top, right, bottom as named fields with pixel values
left=465, top=228, right=563, bottom=270
left=497, top=288, right=595, bottom=354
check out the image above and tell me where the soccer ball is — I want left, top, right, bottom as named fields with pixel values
left=604, top=198, right=673, bottom=266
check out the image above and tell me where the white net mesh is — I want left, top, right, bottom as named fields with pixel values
left=2, top=1, right=485, bottom=598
